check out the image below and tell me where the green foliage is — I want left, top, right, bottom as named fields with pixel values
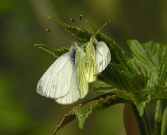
left=53, top=94, right=126, bottom=134
left=36, top=19, right=167, bottom=134
left=48, top=17, right=91, bottom=43
left=48, top=17, right=128, bottom=64
left=34, top=44, right=69, bottom=58
left=99, top=63, right=147, bottom=91
left=96, top=33, right=128, bottom=64
left=98, top=40, right=167, bottom=116
left=127, top=40, right=167, bottom=87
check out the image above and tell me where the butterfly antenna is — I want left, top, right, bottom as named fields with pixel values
left=94, top=20, right=110, bottom=36
left=61, top=36, right=73, bottom=44
left=84, top=19, right=97, bottom=32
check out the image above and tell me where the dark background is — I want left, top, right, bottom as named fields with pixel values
left=1, top=0, right=167, bottom=135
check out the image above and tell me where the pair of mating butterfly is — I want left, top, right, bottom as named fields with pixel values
left=37, top=36, right=111, bottom=104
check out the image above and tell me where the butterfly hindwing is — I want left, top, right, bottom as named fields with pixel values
left=96, top=41, right=111, bottom=73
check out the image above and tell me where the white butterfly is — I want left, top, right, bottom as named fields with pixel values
left=37, top=39, right=111, bottom=104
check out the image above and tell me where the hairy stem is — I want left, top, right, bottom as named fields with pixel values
left=153, top=100, right=164, bottom=135
left=131, top=104, right=151, bottom=135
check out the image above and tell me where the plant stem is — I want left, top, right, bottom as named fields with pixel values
left=131, top=104, right=151, bottom=135
left=161, top=106, right=167, bottom=135
left=153, top=100, right=164, bottom=135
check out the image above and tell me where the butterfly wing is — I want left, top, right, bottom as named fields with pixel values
left=96, top=41, right=111, bottom=73
left=75, top=47, right=89, bottom=98
left=37, top=50, right=76, bottom=100
left=56, top=67, right=80, bottom=104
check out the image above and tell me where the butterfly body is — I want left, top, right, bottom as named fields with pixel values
left=85, top=39, right=97, bottom=82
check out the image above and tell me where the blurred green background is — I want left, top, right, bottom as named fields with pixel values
left=1, top=0, right=167, bottom=135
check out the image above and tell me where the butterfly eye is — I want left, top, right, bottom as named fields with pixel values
left=93, top=42, right=96, bottom=47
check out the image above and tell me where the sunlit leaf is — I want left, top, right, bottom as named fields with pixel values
left=127, top=40, right=167, bottom=87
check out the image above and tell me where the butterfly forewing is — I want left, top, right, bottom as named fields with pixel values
left=55, top=60, right=80, bottom=104
left=37, top=49, right=76, bottom=100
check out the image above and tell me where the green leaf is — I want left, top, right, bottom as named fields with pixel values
left=96, top=33, right=128, bottom=64
left=98, top=63, right=148, bottom=115
left=102, top=88, right=150, bottom=116
left=126, top=40, right=167, bottom=115
left=127, top=40, right=167, bottom=87
left=39, top=18, right=167, bottom=118
left=99, top=63, right=147, bottom=91
left=52, top=94, right=126, bottom=134
left=34, top=44, right=69, bottom=58
left=95, top=40, right=167, bottom=114
left=89, top=80, right=113, bottom=93
left=158, top=49, right=167, bottom=86
left=48, top=17, right=91, bottom=42
left=48, top=17, right=128, bottom=65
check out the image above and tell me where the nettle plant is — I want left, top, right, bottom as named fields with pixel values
left=36, top=17, right=167, bottom=135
